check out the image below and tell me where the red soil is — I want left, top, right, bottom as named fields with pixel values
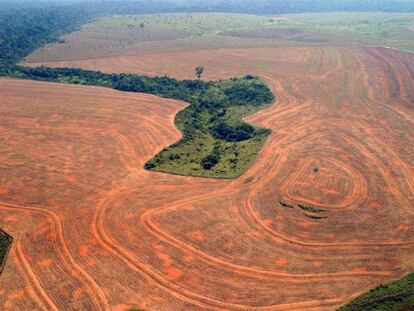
left=2, top=46, right=414, bottom=310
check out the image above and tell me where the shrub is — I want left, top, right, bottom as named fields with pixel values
left=201, top=154, right=219, bottom=170
left=212, top=122, right=255, bottom=142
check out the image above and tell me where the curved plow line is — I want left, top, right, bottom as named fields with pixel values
left=0, top=202, right=110, bottom=310
left=238, top=77, right=414, bottom=246
left=96, top=181, right=394, bottom=283
left=93, top=188, right=352, bottom=309
left=93, top=191, right=353, bottom=310
left=14, top=239, right=60, bottom=311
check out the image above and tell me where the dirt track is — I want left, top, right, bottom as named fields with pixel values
left=2, top=46, right=414, bottom=310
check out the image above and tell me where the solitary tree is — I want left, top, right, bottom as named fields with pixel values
left=139, top=22, right=145, bottom=31
left=195, top=66, right=204, bottom=80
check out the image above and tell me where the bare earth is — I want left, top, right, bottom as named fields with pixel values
left=1, top=46, right=414, bottom=310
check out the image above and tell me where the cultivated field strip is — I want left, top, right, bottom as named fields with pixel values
left=1, top=46, right=414, bottom=310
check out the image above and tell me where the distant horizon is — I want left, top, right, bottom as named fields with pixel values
left=1, top=0, right=414, bottom=14
left=0, top=2, right=413, bottom=311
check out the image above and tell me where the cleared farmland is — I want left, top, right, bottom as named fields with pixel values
left=1, top=42, right=414, bottom=310
left=23, top=12, right=414, bottom=64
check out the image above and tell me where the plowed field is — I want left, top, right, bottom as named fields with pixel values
left=2, top=45, right=414, bottom=310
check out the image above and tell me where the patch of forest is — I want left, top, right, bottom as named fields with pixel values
left=0, top=231, right=12, bottom=273
left=0, top=1, right=275, bottom=178
left=0, top=5, right=89, bottom=62
left=0, top=64, right=274, bottom=177
left=338, top=272, right=414, bottom=310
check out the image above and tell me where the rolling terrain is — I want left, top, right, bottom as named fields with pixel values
left=1, top=43, right=414, bottom=310
left=23, top=12, right=414, bottom=65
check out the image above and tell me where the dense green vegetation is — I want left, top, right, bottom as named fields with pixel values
left=0, top=63, right=274, bottom=178
left=0, top=231, right=12, bottom=272
left=0, top=5, right=90, bottom=62
left=146, top=80, right=273, bottom=177
left=338, top=272, right=414, bottom=310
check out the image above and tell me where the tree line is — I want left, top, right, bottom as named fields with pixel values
left=0, top=62, right=274, bottom=171
left=0, top=1, right=275, bottom=174
left=1, top=0, right=413, bottom=64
